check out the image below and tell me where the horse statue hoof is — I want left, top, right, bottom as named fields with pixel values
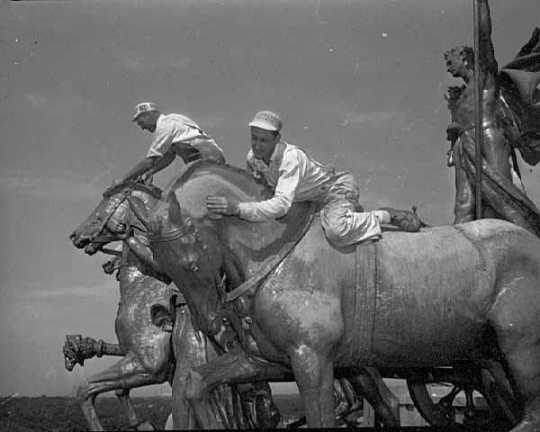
left=133, top=420, right=156, bottom=431
left=164, top=413, right=174, bottom=430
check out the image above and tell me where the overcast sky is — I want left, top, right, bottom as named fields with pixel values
left=1, top=0, right=539, bottom=397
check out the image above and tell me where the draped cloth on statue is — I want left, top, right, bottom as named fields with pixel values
left=500, top=27, right=540, bottom=162
left=455, top=131, right=540, bottom=237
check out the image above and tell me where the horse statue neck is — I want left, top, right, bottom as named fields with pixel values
left=115, top=238, right=165, bottom=296
left=162, top=161, right=315, bottom=278
left=113, top=187, right=170, bottom=292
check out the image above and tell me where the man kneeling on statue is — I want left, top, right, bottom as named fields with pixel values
left=206, top=110, right=423, bottom=248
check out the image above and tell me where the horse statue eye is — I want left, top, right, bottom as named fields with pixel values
left=107, top=219, right=126, bottom=233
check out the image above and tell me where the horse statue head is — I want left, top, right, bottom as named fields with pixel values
left=69, top=180, right=162, bottom=255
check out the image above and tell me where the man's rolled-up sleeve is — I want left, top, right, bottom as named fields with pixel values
left=238, top=151, right=301, bottom=221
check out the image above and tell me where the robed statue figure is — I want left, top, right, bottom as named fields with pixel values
left=444, top=0, right=540, bottom=237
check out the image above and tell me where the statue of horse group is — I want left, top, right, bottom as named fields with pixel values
left=68, top=183, right=400, bottom=429
left=62, top=240, right=173, bottom=431
left=70, top=161, right=540, bottom=430
left=65, top=229, right=280, bottom=430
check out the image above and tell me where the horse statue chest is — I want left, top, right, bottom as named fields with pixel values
left=115, top=267, right=171, bottom=352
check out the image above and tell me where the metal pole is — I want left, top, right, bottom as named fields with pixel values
left=473, top=0, right=483, bottom=219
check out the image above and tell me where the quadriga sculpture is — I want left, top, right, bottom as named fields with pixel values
left=69, top=181, right=402, bottom=428
left=70, top=162, right=540, bottom=430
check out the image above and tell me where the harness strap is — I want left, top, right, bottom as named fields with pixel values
left=352, top=240, right=379, bottom=362
left=224, top=206, right=318, bottom=303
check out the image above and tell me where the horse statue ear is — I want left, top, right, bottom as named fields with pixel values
left=167, top=195, right=183, bottom=224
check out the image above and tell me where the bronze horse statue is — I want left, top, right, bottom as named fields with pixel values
left=70, top=162, right=540, bottom=429
left=66, top=207, right=281, bottom=430
left=63, top=239, right=174, bottom=431
left=69, top=182, right=401, bottom=428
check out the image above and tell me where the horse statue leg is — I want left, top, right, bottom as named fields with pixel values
left=164, top=413, right=174, bottom=430
left=240, top=381, right=281, bottom=428
left=333, top=378, right=351, bottom=419
left=489, top=272, right=540, bottom=432
left=182, top=349, right=292, bottom=429
left=76, top=351, right=168, bottom=431
left=171, top=313, right=254, bottom=429
left=288, top=377, right=364, bottom=428
left=289, top=346, right=336, bottom=427
left=350, top=367, right=400, bottom=427
left=115, top=389, right=156, bottom=431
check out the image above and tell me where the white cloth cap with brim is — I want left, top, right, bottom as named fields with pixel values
left=248, top=110, right=282, bottom=132
left=132, top=102, right=159, bottom=121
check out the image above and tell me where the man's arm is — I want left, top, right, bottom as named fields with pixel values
left=115, top=120, right=177, bottom=186
left=142, top=151, right=175, bottom=179
left=478, top=0, right=498, bottom=85
left=207, top=151, right=301, bottom=221
left=115, top=156, right=159, bottom=185
left=106, top=152, right=174, bottom=194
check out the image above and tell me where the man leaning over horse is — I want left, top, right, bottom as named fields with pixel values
left=103, top=102, right=227, bottom=272
left=106, top=102, right=225, bottom=195
left=206, top=110, right=424, bottom=246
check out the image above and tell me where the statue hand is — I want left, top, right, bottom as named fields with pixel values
left=206, top=196, right=240, bottom=217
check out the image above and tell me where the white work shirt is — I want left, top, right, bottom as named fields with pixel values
left=238, top=141, right=336, bottom=221
left=146, top=113, right=224, bottom=162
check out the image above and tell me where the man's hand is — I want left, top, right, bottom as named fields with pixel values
left=206, top=196, right=240, bottom=217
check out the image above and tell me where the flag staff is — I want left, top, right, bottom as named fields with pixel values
left=473, top=0, right=483, bottom=219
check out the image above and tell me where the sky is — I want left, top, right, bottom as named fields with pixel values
left=1, top=0, right=539, bottom=397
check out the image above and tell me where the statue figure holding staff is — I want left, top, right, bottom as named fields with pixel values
left=444, top=0, right=540, bottom=236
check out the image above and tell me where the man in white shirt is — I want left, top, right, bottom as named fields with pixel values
left=107, top=102, right=225, bottom=192
left=206, top=111, right=422, bottom=248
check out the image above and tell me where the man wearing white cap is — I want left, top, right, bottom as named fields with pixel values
left=107, top=102, right=225, bottom=192
left=206, top=110, right=423, bottom=248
